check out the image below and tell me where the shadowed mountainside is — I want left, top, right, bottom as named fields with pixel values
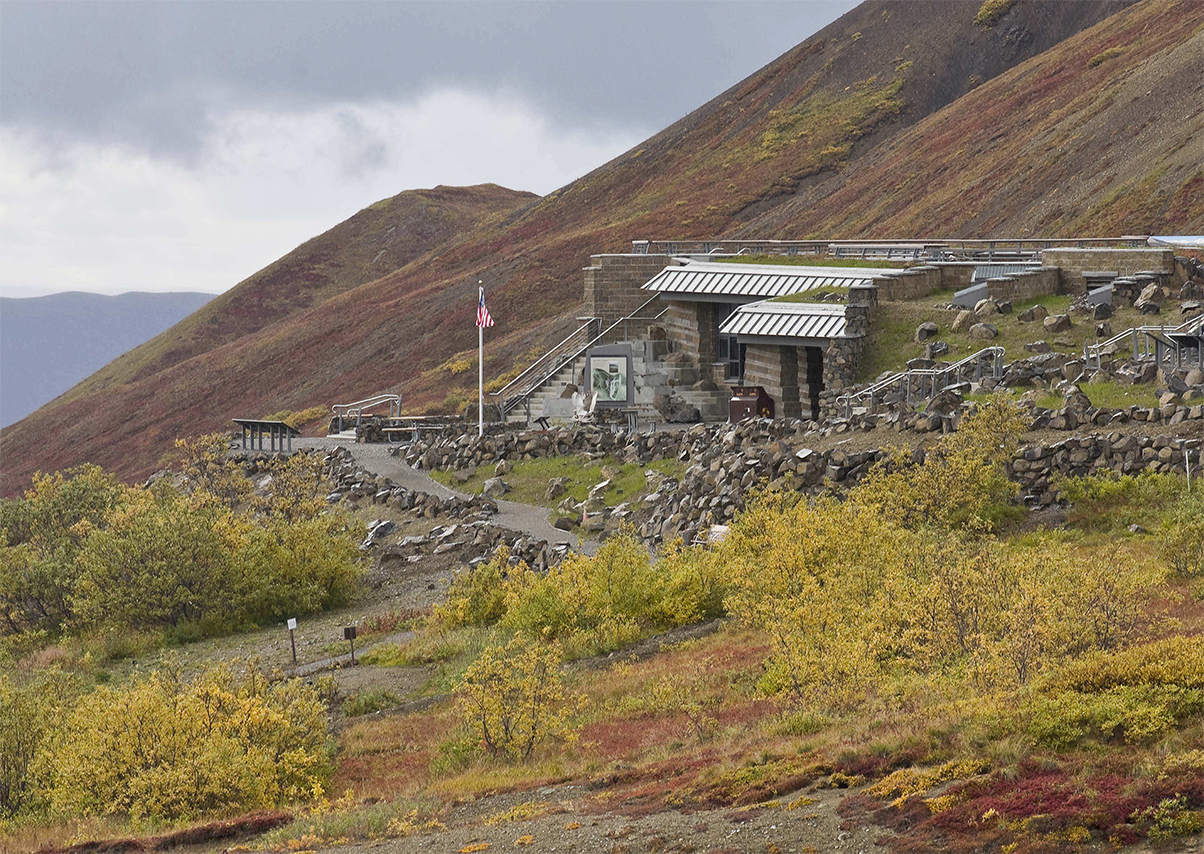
left=0, top=291, right=216, bottom=428
left=5, top=0, right=1200, bottom=491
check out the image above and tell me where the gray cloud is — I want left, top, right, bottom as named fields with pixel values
left=0, top=1, right=857, bottom=298
left=1, top=1, right=856, bottom=159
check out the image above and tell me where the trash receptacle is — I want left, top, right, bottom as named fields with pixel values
left=730, top=386, right=774, bottom=423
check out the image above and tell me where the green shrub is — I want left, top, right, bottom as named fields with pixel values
left=1022, top=685, right=1201, bottom=748
left=72, top=489, right=247, bottom=632
left=1160, top=490, right=1204, bottom=578
left=455, top=634, right=582, bottom=761
left=975, top=0, right=1016, bottom=27
left=1135, top=794, right=1204, bottom=841
left=1087, top=46, right=1126, bottom=68
left=434, top=554, right=508, bottom=629
left=435, top=533, right=726, bottom=658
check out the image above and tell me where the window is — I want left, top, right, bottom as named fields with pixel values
left=714, top=303, right=745, bottom=380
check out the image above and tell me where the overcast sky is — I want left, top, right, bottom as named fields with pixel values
left=0, top=1, right=856, bottom=298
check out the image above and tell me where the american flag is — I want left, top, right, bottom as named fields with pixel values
left=476, top=289, right=494, bottom=328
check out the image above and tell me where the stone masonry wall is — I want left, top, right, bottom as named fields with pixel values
left=1040, top=248, right=1176, bottom=292
left=985, top=267, right=1062, bottom=301
left=874, top=265, right=943, bottom=301
left=583, top=253, right=674, bottom=325
left=392, top=420, right=1199, bottom=549
left=743, top=344, right=801, bottom=418
left=663, top=300, right=719, bottom=365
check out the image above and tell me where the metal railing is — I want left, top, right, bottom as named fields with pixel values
left=1083, top=315, right=1204, bottom=371
left=838, top=347, right=1006, bottom=418
left=632, top=237, right=1147, bottom=262
left=497, top=294, right=667, bottom=423
left=331, top=393, right=402, bottom=433
left=495, top=318, right=601, bottom=418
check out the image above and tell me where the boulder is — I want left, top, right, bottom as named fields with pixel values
left=914, top=321, right=939, bottom=343
left=1025, top=340, right=1051, bottom=354
left=951, top=310, right=975, bottom=332
left=1062, top=387, right=1092, bottom=411
left=1139, top=301, right=1161, bottom=315
left=925, top=340, right=950, bottom=359
left=1185, top=367, right=1204, bottom=387
left=1017, top=304, right=1049, bottom=323
left=1093, top=303, right=1113, bottom=320
left=482, top=477, right=510, bottom=498
left=1137, top=283, right=1166, bottom=304
left=494, top=459, right=512, bottom=475
left=926, top=387, right=964, bottom=416
left=969, top=322, right=998, bottom=340
left=1095, top=321, right=1112, bottom=338
left=545, top=476, right=571, bottom=501
left=974, top=298, right=1000, bottom=318
left=1043, top=314, right=1072, bottom=333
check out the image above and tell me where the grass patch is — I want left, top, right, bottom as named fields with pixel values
left=967, top=380, right=1162, bottom=411
left=770, top=286, right=850, bottom=304
left=861, top=295, right=1151, bottom=382
left=430, top=455, right=685, bottom=511
left=256, top=797, right=442, bottom=849
left=344, top=688, right=402, bottom=717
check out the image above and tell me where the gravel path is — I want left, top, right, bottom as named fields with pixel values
left=298, top=439, right=595, bottom=554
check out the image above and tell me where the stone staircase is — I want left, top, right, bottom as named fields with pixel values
left=504, top=339, right=728, bottom=426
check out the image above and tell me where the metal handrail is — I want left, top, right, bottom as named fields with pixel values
left=495, top=318, right=600, bottom=409
left=1083, top=315, right=1204, bottom=370
left=331, top=393, right=401, bottom=433
left=332, top=393, right=401, bottom=417
left=497, top=294, right=666, bottom=421
left=837, top=346, right=1006, bottom=418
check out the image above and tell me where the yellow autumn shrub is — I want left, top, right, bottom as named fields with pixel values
left=43, top=661, right=330, bottom=823
left=455, top=634, right=583, bottom=761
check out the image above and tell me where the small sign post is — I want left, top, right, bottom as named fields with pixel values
left=287, top=617, right=298, bottom=664
left=344, top=625, right=358, bottom=664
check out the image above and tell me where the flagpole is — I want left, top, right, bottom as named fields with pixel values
left=478, top=283, right=484, bottom=438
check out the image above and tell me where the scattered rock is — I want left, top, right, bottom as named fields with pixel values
left=925, top=340, right=950, bottom=359
left=1093, top=303, right=1113, bottom=320
left=546, top=476, right=570, bottom=500
left=974, top=298, right=1000, bottom=318
left=1095, top=321, right=1112, bottom=338
left=951, top=310, right=975, bottom=332
left=1043, top=314, right=1072, bottom=333
left=1018, top=305, right=1049, bottom=323
left=969, top=322, right=998, bottom=340
left=1025, top=340, right=1051, bottom=353
left=1139, top=301, right=1161, bottom=315
left=482, top=477, right=510, bottom=498
left=914, top=321, right=939, bottom=343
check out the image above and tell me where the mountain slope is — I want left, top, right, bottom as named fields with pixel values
left=62, top=184, right=538, bottom=403
left=0, top=291, right=216, bottom=428
left=3, top=0, right=1197, bottom=491
left=740, top=1, right=1204, bottom=237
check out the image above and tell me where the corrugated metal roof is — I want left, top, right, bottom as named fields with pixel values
left=641, top=261, right=879, bottom=298
left=971, top=262, right=1041, bottom=282
left=718, top=300, right=848, bottom=341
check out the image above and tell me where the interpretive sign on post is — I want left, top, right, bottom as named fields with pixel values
left=287, top=618, right=297, bottom=664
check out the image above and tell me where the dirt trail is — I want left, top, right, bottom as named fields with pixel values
left=332, top=781, right=890, bottom=854
left=297, top=439, right=596, bottom=554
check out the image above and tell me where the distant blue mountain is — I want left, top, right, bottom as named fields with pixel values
left=0, top=291, right=216, bottom=428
